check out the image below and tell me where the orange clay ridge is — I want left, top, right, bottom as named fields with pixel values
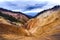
left=0, top=6, right=60, bottom=40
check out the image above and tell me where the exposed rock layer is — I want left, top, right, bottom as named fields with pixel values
left=0, top=6, right=60, bottom=40
left=26, top=6, right=60, bottom=40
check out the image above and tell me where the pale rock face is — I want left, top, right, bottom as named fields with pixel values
left=26, top=9, right=60, bottom=40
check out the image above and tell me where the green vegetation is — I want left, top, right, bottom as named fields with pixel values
left=0, top=12, right=24, bottom=24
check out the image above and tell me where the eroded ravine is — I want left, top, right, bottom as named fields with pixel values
left=0, top=6, right=60, bottom=40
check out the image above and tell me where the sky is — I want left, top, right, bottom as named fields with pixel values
left=0, top=0, right=60, bottom=16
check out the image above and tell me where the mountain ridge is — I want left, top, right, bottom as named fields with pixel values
left=0, top=8, right=30, bottom=25
left=0, top=5, right=60, bottom=40
left=34, top=5, right=60, bottom=18
left=0, top=8, right=32, bottom=19
left=25, top=5, right=60, bottom=40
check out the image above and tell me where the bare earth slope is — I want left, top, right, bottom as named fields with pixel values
left=0, top=8, right=29, bottom=24
left=0, top=19, right=30, bottom=40
left=0, top=6, right=60, bottom=40
left=26, top=6, right=60, bottom=40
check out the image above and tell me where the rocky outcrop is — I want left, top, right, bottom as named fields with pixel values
left=26, top=6, right=60, bottom=40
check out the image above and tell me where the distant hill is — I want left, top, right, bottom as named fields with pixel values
left=0, top=8, right=30, bottom=24
left=34, top=5, right=60, bottom=17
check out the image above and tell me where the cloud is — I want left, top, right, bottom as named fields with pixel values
left=0, top=1, right=48, bottom=11
left=0, top=0, right=60, bottom=16
left=0, top=0, right=15, bottom=2
left=0, top=1, right=22, bottom=12
left=25, top=2, right=48, bottom=11
left=22, top=1, right=60, bottom=16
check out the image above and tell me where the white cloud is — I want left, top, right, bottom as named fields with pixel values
left=0, top=0, right=60, bottom=16
left=0, top=0, right=15, bottom=2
